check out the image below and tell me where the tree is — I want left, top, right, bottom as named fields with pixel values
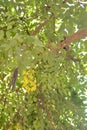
left=0, top=0, right=87, bottom=130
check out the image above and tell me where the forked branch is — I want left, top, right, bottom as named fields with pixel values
left=56, top=28, right=87, bottom=53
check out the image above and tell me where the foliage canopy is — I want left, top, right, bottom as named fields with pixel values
left=0, top=0, right=87, bottom=130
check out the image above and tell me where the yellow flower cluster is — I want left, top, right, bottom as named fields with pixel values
left=22, top=69, right=36, bottom=93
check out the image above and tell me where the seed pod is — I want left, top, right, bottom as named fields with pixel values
left=10, top=67, right=18, bottom=90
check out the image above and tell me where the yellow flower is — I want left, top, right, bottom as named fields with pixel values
left=31, top=85, right=36, bottom=92
left=28, top=74, right=33, bottom=80
left=23, top=77, right=29, bottom=87
left=26, top=87, right=31, bottom=92
left=34, top=78, right=36, bottom=84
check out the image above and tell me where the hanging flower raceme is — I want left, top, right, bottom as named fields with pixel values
left=22, top=69, right=36, bottom=93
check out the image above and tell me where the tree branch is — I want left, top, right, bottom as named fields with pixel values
left=31, top=15, right=53, bottom=36
left=56, top=28, right=87, bottom=53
